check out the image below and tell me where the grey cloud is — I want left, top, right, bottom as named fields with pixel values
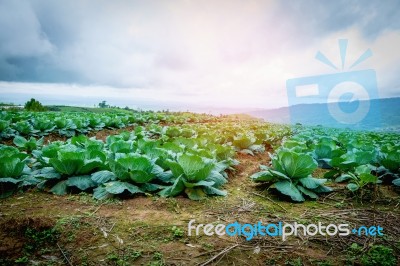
left=0, top=1, right=53, bottom=57
left=277, top=0, right=400, bottom=40
left=0, top=0, right=399, bottom=91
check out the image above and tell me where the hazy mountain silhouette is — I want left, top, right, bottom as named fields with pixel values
left=247, top=97, right=400, bottom=132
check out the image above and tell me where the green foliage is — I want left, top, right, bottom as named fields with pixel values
left=14, top=256, right=29, bottom=263
left=251, top=149, right=332, bottom=202
left=23, top=227, right=59, bottom=256
left=159, top=154, right=227, bottom=200
left=1, top=108, right=399, bottom=204
left=335, top=165, right=380, bottom=193
left=13, top=136, right=44, bottom=152
left=232, top=133, right=265, bottom=155
left=98, top=100, right=109, bottom=108
left=285, top=257, right=302, bottom=266
left=24, top=98, right=47, bottom=112
left=361, top=245, right=396, bottom=266
left=346, top=243, right=363, bottom=265
left=0, top=145, right=32, bottom=198
left=171, top=226, right=184, bottom=238
left=346, top=240, right=396, bottom=265
left=106, top=248, right=142, bottom=265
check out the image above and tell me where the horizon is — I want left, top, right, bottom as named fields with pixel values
left=1, top=85, right=398, bottom=114
left=1, top=1, right=400, bottom=111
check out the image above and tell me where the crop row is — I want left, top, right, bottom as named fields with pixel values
left=0, top=110, right=226, bottom=138
left=252, top=125, right=400, bottom=201
left=0, top=121, right=289, bottom=200
left=1, top=109, right=399, bottom=202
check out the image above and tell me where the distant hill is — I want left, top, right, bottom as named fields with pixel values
left=46, top=105, right=133, bottom=114
left=247, top=97, right=400, bottom=132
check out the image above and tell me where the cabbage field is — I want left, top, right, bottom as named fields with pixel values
left=0, top=109, right=399, bottom=265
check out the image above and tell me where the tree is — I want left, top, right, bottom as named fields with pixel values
left=24, top=98, right=46, bottom=112
left=98, top=100, right=109, bottom=108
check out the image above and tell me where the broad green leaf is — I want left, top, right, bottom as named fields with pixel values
left=165, top=160, right=184, bottom=178
left=58, top=150, right=85, bottom=162
left=232, top=134, right=255, bottom=149
left=93, top=186, right=112, bottom=200
left=50, top=158, right=84, bottom=175
left=206, top=171, right=227, bottom=187
left=155, top=170, right=174, bottom=183
left=118, top=156, right=152, bottom=172
left=382, top=159, right=400, bottom=173
left=347, top=183, right=359, bottom=192
left=324, top=169, right=340, bottom=179
left=104, top=181, right=126, bottom=194
left=203, top=186, right=227, bottom=196
left=110, top=140, right=133, bottom=153
left=140, top=183, right=163, bottom=192
left=159, top=176, right=185, bottom=197
left=104, top=181, right=143, bottom=195
left=91, top=170, right=116, bottom=184
left=297, top=185, right=318, bottom=199
left=273, top=181, right=305, bottom=202
left=313, top=185, right=333, bottom=193
left=66, top=175, right=96, bottom=190
left=77, top=159, right=104, bottom=175
left=277, top=151, right=317, bottom=178
left=355, top=150, right=376, bottom=165
left=213, top=160, right=231, bottom=173
left=18, top=176, right=40, bottom=187
left=35, top=167, right=61, bottom=180
left=359, top=173, right=378, bottom=184
left=124, top=182, right=144, bottom=194
left=183, top=180, right=214, bottom=188
left=169, top=176, right=185, bottom=196
left=335, top=174, right=353, bottom=183
left=355, top=165, right=374, bottom=175
left=314, top=144, right=332, bottom=159
left=380, top=150, right=400, bottom=172
left=50, top=180, right=68, bottom=195
left=177, top=154, right=214, bottom=182
left=128, top=170, right=153, bottom=183
left=0, top=157, right=25, bottom=178
left=269, top=169, right=291, bottom=180
left=162, top=142, right=184, bottom=153
left=393, top=178, right=400, bottom=186
left=108, top=160, right=127, bottom=179
left=250, top=171, right=276, bottom=182
left=299, top=177, right=327, bottom=189
left=185, top=187, right=207, bottom=200
left=13, top=136, right=27, bottom=147
left=0, top=177, right=19, bottom=184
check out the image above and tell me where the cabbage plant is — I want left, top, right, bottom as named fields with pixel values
left=159, top=154, right=227, bottom=200
left=13, top=136, right=44, bottom=153
left=36, top=146, right=107, bottom=195
left=251, top=149, right=332, bottom=202
left=0, top=145, right=31, bottom=198
left=91, top=154, right=166, bottom=199
left=335, top=164, right=380, bottom=192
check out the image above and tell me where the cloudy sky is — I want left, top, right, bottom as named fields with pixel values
left=0, top=0, right=399, bottom=110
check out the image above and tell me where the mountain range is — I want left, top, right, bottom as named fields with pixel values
left=246, top=97, right=400, bottom=132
